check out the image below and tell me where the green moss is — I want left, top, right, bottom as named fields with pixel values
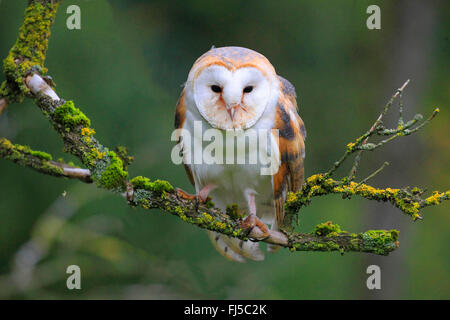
left=129, top=176, right=151, bottom=189
left=288, top=228, right=399, bottom=255
left=152, top=180, right=174, bottom=194
left=145, top=199, right=244, bottom=238
left=0, top=138, right=52, bottom=161
left=40, top=161, right=64, bottom=175
left=1, top=1, right=59, bottom=103
left=350, top=238, right=360, bottom=247
left=0, top=137, right=63, bottom=176
left=361, top=229, right=399, bottom=255
left=204, top=198, right=215, bottom=208
left=314, top=221, right=343, bottom=236
left=98, top=151, right=128, bottom=189
left=129, top=176, right=174, bottom=194
left=28, top=149, right=52, bottom=161
left=226, top=203, right=243, bottom=220
left=53, top=100, right=91, bottom=128
left=115, top=145, right=134, bottom=167
left=290, top=239, right=341, bottom=252
left=174, top=206, right=184, bottom=215
left=176, top=209, right=243, bottom=237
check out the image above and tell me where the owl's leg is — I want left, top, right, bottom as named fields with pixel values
left=176, top=184, right=217, bottom=203
left=241, top=190, right=270, bottom=239
left=267, top=221, right=281, bottom=253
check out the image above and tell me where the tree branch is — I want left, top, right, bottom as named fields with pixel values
left=0, top=0, right=59, bottom=105
left=0, top=0, right=448, bottom=257
left=0, top=137, right=92, bottom=183
left=284, top=174, right=449, bottom=224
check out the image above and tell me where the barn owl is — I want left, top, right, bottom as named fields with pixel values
left=174, top=46, right=306, bottom=262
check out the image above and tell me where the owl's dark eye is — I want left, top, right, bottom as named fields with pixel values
left=243, top=86, right=253, bottom=93
left=211, top=85, right=222, bottom=93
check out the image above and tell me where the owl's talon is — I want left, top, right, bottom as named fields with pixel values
left=175, top=188, right=202, bottom=211
left=176, top=185, right=216, bottom=203
left=176, top=188, right=198, bottom=201
left=242, top=225, right=253, bottom=238
left=240, top=215, right=270, bottom=240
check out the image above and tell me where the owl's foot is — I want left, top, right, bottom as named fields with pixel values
left=241, top=190, right=270, bottom=240
left=176, top=188, right=199, bottom=201
left=240, top=215, right=270, bottom=240
left=176, top=184, right=217, bottom=203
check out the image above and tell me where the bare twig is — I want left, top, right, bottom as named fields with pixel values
left=357, top=161, right=389, bottom=187
left=329, top=79, right=437, bottom=182
left=347, top=80, right=410, bottom=179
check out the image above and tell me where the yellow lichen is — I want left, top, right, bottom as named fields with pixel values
left=202, top=212, right=214, bottom=223
left=307, top=174, right=323, bottom=184
left=347, top=142, right=356, bottom=151
left=92, top=148, right=106, bottom=160
left=81, top=127, right=96, bottom=136
left=286, top=192, right=297, bottom=203
left=425, top=191, right=443, bottom=205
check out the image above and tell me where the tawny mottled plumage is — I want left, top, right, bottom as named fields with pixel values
left=174, top=46, right=306, bottom=262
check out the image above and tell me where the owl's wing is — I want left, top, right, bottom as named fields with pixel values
left=272, top=76, right=306, bottom=228
left=174, top=89, right=195, bottom=186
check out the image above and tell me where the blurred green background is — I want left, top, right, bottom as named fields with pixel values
left=0, top=0, right=448, bottom=299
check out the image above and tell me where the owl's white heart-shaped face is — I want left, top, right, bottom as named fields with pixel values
left=192, top=65, right=274, bottom=130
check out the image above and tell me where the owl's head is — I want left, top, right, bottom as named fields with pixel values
left=186, top=47, right=279, bottom=130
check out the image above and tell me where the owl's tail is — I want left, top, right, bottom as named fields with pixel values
left=207, top=231, right=264, bottom=262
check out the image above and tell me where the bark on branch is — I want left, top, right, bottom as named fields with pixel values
left=0, top=0, right=448, bottom=257
left=0, top=137, right=92, bottom=183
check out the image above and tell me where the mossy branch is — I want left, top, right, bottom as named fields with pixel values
left=129, top=187, right=400, bottom=256
left=0, top=0, right=448, bottom=257
left=0, top=0, right=59, bottom=106
left=284, top=174, right=449, bottom=226
left=0, top=137, right=92, bottom=182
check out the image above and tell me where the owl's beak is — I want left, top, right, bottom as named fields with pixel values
left=226, top=103, right=247, bottom=121
left=226, top=105, right=237, bottom=121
